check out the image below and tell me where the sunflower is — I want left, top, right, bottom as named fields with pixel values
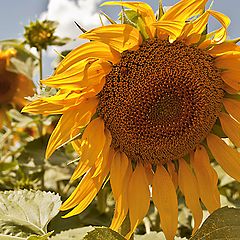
left=23, top=0, right=240, bottom=239
left=0, top=49, right=34, bottom=129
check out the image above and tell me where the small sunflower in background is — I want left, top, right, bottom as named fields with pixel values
left=23, top=0, right=240, bottom=239
left=0, top=49, right=34, bottom=129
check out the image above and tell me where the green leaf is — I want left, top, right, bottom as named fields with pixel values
left=18, top=135, right=67, bottom=166
left=83, top=227, right=125, bottom=240
left=135, top=232, right=187, bottom=239
left=0, top=161, right=18, bottom=172
left=190, top=207, right=240, bottom=239
left=27, top=232, right=54, bottom=240
left=0, top=190, right=61, bottom=238
left=50, top=227, right=94, bottom=240
left=8, top=109, right=34, bottom=128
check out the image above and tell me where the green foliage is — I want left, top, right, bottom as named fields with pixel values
left=24, top=20, right=70, bottom=50
left=0, top=39, right=37, bottom=79
left=0, top=189, right=61, bottom=238
left=191, top=207, right=240, bottom=239
left=83, top=227, right=126, bottom=240
left=50, top=227, right=94, bottom=239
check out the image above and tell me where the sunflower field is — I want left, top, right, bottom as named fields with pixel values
left=0, top=0, right=240, bottom=239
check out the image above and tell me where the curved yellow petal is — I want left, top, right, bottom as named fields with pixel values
left=180, top=11, right=209, bottom=44
left=152, top=165, right=178, bottom=240
left=178, top=158, right=203, bottom=234
left=191, top=145, right=220, bottom=213
left=110, top=160, right=132, bottom=231
left=161, top=0, right=208, bottom=22
left=208, top=42, right=240, bottom=57
left=55, top=41, right=120, bottom=74
left=110, top=151, right=129, bottom=199
left=92, top=128, right=112, bottom=178
left=41, top=59, right=112, bottom=90
left=80, top=24, right=142, bottom=52
left=167, top=161, right=178, bottom=189
left=41, top=90, right=82, bottom=106
left=219, top=112, right=240, bottom=147
left=207, top=133, right=240, bottom=182
left=223, top=98, right=240, bottom=123
left=70, top=117, right=106, bottom=180
left=126, top=163, right=150, bottom=239
left=22, top=99, right=64, bottom=115
left=207, top=10, right=230, bottom=43
left=221, top=70, right=240, bottom=91
left=61, top=159, right=111, bottom=217
left=101, top=1, right=156, bottom=38
left=46, top=97, right=98, bottom=159
left=153, top=20, right=185, bottom=42
left=215, top=56, right=240, bottom=72
left=187, top=11, right=209, bottom=36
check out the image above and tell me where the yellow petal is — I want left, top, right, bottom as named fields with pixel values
left=178, top=158, right=203, bottom=233
left=55, top=41, right=120, bottom=74
left=152, top=165, right=178, bottom=240
left=46, top=97, right=98, bottom=159
left=101, top=1, right=156, bottom=38
left=22, top=99, right=64, bottom=115
left=92, top=128, right=112, bottom=178
left=215, top=57, right=240, bottom=72
left=153, top=20, right=185, bottom=42
left=167, top=161, right=178, bottom=189
left=161, top=0, right=208, bottom=22
left=71, top=117, right=106, bottom=180
left=191, top=145, right=220, bottom=213
left=208, top=42, right=240, bottom=57
left=61, top=160, right=110, bottom=217
left=145, top=164, right=154, bottom=185
left=41, top=59, right=112, bottom=90
left=219, top=112, right=240, bottom=147
left=181, top=11, right=210, bottom=44
left=80, top=24, right=142, bottom=52
left=110, top=151, right=129, bottom=199
left=223, top=98, right=240, bottom=123
left=126, top=164, right=150, bottom=239
left=207, top=10, right=230, bottom=43
left=189, top=11, right=209, bottom=35
left=207, top=133, right=240, bottom=182
left=110, top=161, right=132, bottom=231
left=221, top=70, right=240, bottom=91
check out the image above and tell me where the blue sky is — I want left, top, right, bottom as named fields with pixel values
left=1, top=0, right=240, bottom=79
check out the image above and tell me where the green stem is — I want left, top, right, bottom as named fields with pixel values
left=38, top=47, right=45, bottom=190
left=39, top=48, right=43, bottom=81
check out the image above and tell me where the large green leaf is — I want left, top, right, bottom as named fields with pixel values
left=0, top=190, right=61, bottom=238
left=83, top=227, right=125, bottom=240
left=50, top=227, right=94, bottom=240
left=190, top=207, right=240, bottom=239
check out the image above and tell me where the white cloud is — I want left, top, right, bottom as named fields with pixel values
left=40, top=0, right=107, bottom=56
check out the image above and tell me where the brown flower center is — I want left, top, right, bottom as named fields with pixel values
left=0, top=70, right=18, bottom=104
left=98, top=39, right=224, bottom=164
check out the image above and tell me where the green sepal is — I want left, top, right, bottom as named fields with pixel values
left=120, top=10, right=149, bottom=40
left=100, top=11, right=117, bottom=24
left=157, top=0, right=164, bottom=20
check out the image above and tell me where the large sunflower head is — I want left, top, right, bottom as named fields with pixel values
left=0, top=49, right=34, bottom=128
left=23, top=0, right=240, bottom=239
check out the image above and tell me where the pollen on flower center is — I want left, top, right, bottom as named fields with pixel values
left=98, top=39, right=224, bottom=164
